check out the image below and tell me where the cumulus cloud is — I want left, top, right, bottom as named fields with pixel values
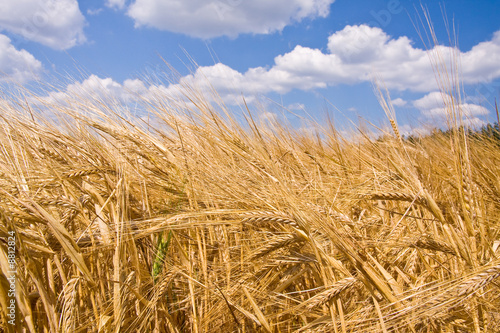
left=461, top=31, right=500, bottom=83
left=397, top=123, right=432, bottom=137
left=0, top=0, right=86, bottom=50
left=40, top=75, right=152, bottom=105
left=36, top=25, right=500, bottom=111
left=412, top=91, right=489, bottom=128
left=106, top=0, right=127, bottom=10
left=259, top=112, right=278, bottom=123
left=391, top=98, right=407, bottom=107
left=0, top=34, right=42, bottom=82
left=127, top=0, right=334, bottom=38
left=158, top=25, right=500, bottom=100
left=87, top=8, right=103, bottom=16
left=412, top=91, right=448, bottom=112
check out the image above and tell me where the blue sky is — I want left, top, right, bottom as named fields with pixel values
left=1, top=0, right=499, bottom=133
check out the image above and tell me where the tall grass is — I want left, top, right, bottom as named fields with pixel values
left=1, top=22, right=500, bottom=333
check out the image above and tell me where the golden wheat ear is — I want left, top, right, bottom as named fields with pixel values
left=2, top=8, right=500, bottom=331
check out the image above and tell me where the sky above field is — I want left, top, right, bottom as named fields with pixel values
left=1, top=0, right=499, bottom=132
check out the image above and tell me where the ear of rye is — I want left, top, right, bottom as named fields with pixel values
left=28, top=202, right=93, bottom=282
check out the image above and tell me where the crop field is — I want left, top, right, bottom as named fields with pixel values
left=1, top=37, right=500, bottom=331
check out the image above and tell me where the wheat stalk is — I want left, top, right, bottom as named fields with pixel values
left=306, top=277, right=359, bottom=309
left=406, top=235, right=457, bottom=256
left=358, top=191, right=428, bottom=206
left=249, top=233, right=303, bottom=260
left=456, top=262, right=500, bottom=298
left=59, top=277, right=80, bottom=332
left=241, top=211, right=300, bottom=228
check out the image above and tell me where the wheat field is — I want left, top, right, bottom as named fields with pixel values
left=1, top=38, right=500, bottom=332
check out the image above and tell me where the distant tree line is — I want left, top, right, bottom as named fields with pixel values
left=403, top=122, right=500, bottom=145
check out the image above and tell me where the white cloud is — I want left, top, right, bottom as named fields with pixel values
left=157, top=25, right=500, bottom=101
left=413, top=91, right=448, bottom=111
left=259, top=111, right=278, bottom=123
left=35, top=25, right=500, bottom=113
left=106, top=0, right=127, bottom=10
left=127, top=0, right=334, bottom=38
left=0, top=0, right=86, bottom=50
left=391, top=98, right=407, bottom=107
left=413, top=91, right=489, bottom=123
left=0, top=34, right=42, bottom=82
left=398, top=124, right=431, bottom=137
left=327, top=24, right=390, bottom=63
left=287, top=103, right=305, bottom=110
left=123, top=78, right=149, bottom=95
left=87, top=8, right=103, bottom=16
left=38, top=75, right=151, bottom=105
left=461, top=31, right=500, bottom=84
